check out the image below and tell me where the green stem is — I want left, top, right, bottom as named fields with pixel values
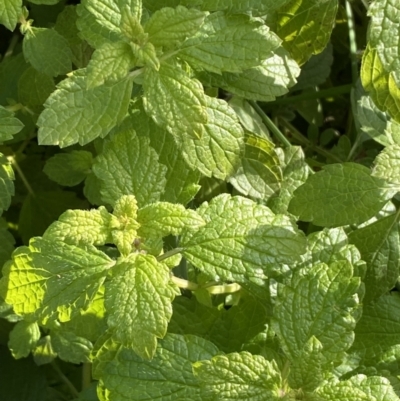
left=278, top=118, right=343, bottom=163
left=249, top=100, right=292, bottom=147
left=157, top=247, right=184, bottom=262
left=170, top=275, right=242, bottom=294
left=51, top=361, right=80, bottom=399
left=170, top=276, right=199, bottom=291
left=81, top=363, right=92, bottom=391
left=8, top=156, right=35, bottom=197
left=4, top=33, right=19, bottom=59
left=270, top=84, right=353, bottom=106
left=345, top=0, right=358, bottom=85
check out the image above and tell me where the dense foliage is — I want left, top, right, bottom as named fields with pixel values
left=1, top=0, right=400, bottom=400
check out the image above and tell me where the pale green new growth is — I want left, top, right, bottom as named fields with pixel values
left=23, top=28, right=72, bottom=77
left=43, top=207, right=112, bottom=246
left=8, top=321, right=40, bottom=359
left=37, top=69, right=132, bottom=147
left=289, top=163, right=391, bottom=227
left=180, top=13, right=281, bottom=74
left=137, top=202, right=205, bottom=238
left=143, top=62, right=208, bottom=139
left=0, top=105, right=24, bottom=142
left=144, top=6, right=207, bottom=48
left=0, top=154, right=15, bottom=215
left=105, top=254, right=176, bottom=359
left=92, top=128, right=167, bottom=207
left=179, top=95, right=245, bottom=179
left=0, top=238, right=113, bottom=322
left=182, top=194, right=306, bottom=282
left=43, top=150, right=93, bottom=187
left=193, top=352, right=282, bottom=400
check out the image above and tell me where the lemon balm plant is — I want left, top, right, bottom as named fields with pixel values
left=1, top=0, right=400, bottom=400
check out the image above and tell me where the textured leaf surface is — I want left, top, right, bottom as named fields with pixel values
left=92, top=128, right=167, bottom=207
left=0, top=237, right=113, bottom=322
left=137, top=202, right=205, bottom=238
left=86, top=41, right=134, bottom=88
left=316, top=375, right=399, bottom=401
left=289, top=163, right=390, bottom=227
left=37, top=69, right=132, bottom=147
left=272, top=261, right=360, bottom=367
left=44, top=150, right=93, bottom=186
left=179, top=96, right=244, bottom=179
left=0, top=105, right=24, bottom=142
left=23, top=28, right=72, bottom=77
left=193, top=352, right=282, bottom=400
left=43, top=207, right=112, bottom=246
left=199, top=0, right=290, bottom=14
left=8, top=321, right=40, bottom=359
left=132, top=106, right=201, bottom=204
left=51, top=330, right=92, bottom=364
left=18, top=67, right=55, bottom=108
left=373, top=145, right=400, bottom=191
left=143, top=62, right=207, bottom=139
left=0, top=0, right=22, bottom=31
left=105, top=254, right=176, bottom=359
left=144, top=6, right=206, bottom=48
left=275, top=0, right=339, bottom=65
left=180, top=13, right=281, bottom=74
left=229, top=133, right=282, bottom=200
left=94, top=334, right=219, bottom=401
left=349, top=212, right=400, bottom=303
left=181, top=194, right=306, bottom=282
left=0, top=153, right=15, bottom=215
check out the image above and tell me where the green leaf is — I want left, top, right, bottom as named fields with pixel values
left=0, top=153, right=15, bottom=215
left=43, top=206, right=113, bottom=246
left=130, top=41, right=160, bottom=70
left=181, top=194, right=306, bottom=283
left=180, top=13, right=281, bottom=74
left=144, top=6, right=207, bottom=48
left=105, top=254, right=176, bottom=359
left=110, top=195, right=140, bottom=256
left=94, top=334, right=219, bottom=401
left=272, top=261, right=360, bottom=367
left=51, top=330, right=92, bottom=364
left=18, top=190, right=87, bottom=244
left=179, top=95, right=244, bottom=179
left=37, top=69, right=132, bottom=147
left=0, top=237, right=113, bottom=322
left=132, top=105, right=201, bottom=205
left=316, top=375, right=399, bottom=401
left=288, top=163, right=391, bottom=227
left=18, top=67, right=55, bottom=108
left=287, top=336, right=324, bottom=392
left=119, top=6, right=144, bottom=40
left=204, top=47, right=300, bottom=102
left=350, top=292, right=400, bottom=367
left=76, top=3, right=122, bottom=48
left=23, top=28, right=72, bottom=77
left=84, top=172, right=104, bottom=206
left=349, top=212, right=400, bottom=303
left=92, top=127, right=167, bottom=207
left=137, top=202, right=205, bottom=238
left=361, top=44, right=400, bottom=124
left=373, top=145, right=400, bottom=191
left=356, top=93, right=400, bottom=146
left=32, top=335, right=57, bottom=366
left=169, top=295, right=269, bottom=354
left=142, top=62, right=208, bottom=139
left=193, top=352, right=282, bottom=400
left=8, top=321, right=41, bottom=359
left=267, top=146, right=310, bottom=214
left=0, top=105, right=24, bottom=142
left=0, top=219, right=15, bottom=267
left=86, top=41, right=134, bottom=89
left=228, top=133, right=282, bottom=200
left=43, top=150, right=93, bottom=186
left=275, top=0, right=339, bottom=65
left=198, top=0, right=290, bottom=14
left=0, top=0, right=22, bottom=31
